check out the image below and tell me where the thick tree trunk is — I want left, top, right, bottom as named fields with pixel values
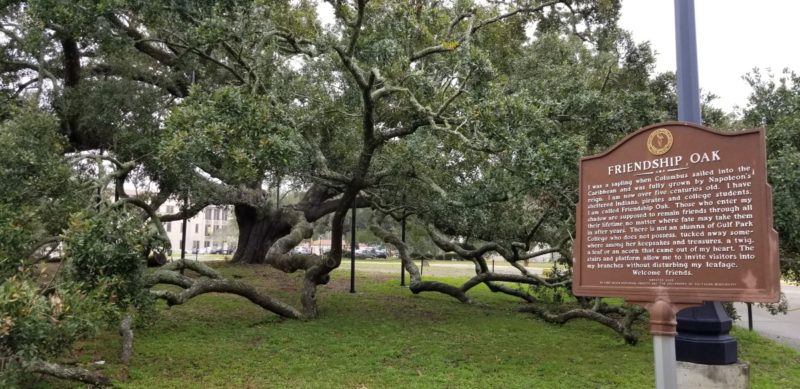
left=231, top=204, right=292, bottom=264
left=301, top=192, right=354, bottom=317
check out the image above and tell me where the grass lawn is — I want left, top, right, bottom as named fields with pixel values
left=39, top=262, right=800, bottom=388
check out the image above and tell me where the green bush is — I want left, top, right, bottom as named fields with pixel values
left=0, top=276, right=111, bottom=386
left=63, top=208, right=164, bottom=313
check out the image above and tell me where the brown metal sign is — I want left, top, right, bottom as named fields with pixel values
left=573, top=122, right=780, bottom=304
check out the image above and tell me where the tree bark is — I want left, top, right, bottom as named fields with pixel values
left=119, top=314, right=133, bottom=366
left=24, top=359, right=111, bottom=387
left=147, top=259, right=305, bottom=319
left=517, top=304, right=642, bottom=345
left=301, top=191, right=355, bottom=318
left=231, top=204, right=292, bottom=264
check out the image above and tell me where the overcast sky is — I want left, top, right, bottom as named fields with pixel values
left=618, top=0, right=800, bottom=114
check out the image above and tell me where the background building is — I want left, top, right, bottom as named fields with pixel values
left=158, top=201, right=236, bottom=257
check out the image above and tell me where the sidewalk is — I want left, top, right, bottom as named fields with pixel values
left=733, top=283, right=800, bottom=351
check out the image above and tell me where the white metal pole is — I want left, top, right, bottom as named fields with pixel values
left=653, top=334, right=678, bottom=389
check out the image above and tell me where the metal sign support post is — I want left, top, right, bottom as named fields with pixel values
left=400, top=216, right=406, bottom=286
left=637, top=300, right=695, bottom=389
left=651, top=301, right=678, bottom=389
left=653, top=335, right=678, bottom=389
left=673, top=0, right=737, bottom=365
left=181, top=193, right=188, bottom=260
left=675, top=0, right=701, bottom=124
left=350, top=198, right=356, bottom=294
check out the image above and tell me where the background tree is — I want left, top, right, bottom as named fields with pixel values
left=741, top=68, right=800, bottom=283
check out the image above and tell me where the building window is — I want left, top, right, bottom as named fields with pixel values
left=205, top=208, right=212, bottom=219
left=213, top=208, right=220, bottom=220
left=166, top=223, right=171, bottom=232
left=222, top=208, right=228, bottom=220
left=166, top=205, right=174, bottom=214
left=205, top=225, right=211, bottom=236
left=204, top=241, right=210, bottom=248
left=195, top=224, right=199, bottom=233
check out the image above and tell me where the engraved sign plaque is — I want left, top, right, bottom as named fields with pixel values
left=573, top=122, right=780, bottom=304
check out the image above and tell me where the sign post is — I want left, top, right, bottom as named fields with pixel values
left=673, top=0, right=740, bottom=366
left=350, top=198, right=356, bottom=294
left=573, top=122, right=780, bottom=388
left=653, top=332, right=677, bottom=389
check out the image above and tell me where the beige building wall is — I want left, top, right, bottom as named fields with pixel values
left=158, top=201, right=236, bottom=257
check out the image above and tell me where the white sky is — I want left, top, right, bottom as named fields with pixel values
left=619, top=0, right=800, bottom=114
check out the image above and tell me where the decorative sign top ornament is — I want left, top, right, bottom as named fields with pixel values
left=647, top=128, right=673, bottom=155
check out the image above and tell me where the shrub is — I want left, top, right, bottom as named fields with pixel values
left=0, top=275, right=111, bottom=386
left=63, top=208, right=164, bottom=313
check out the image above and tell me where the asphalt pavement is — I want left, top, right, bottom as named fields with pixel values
left=734, top=283, right=800, bottom=351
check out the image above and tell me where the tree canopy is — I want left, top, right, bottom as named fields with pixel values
left=741, top=68, right=800, bottom=283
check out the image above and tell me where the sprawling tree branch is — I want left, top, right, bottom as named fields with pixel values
left=21, top=359, right=111, bottom=387
left=517, top=304, right=643, bottom=345
left=410, top=0, right=565, bottom=62
left=264, top=211, right=320, bottom=272
left=368, top=213, right=421, bottom=282
left=346, top=0, right=367, bottom=57
left=106, top=15, right=179, bottom=67
left=146, top=260, right=304, bottom=319
left=426, top=223, right=506, bottom=258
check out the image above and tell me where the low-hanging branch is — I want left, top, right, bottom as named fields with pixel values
left=426, top=223, right=508, bottom=258
left=264, top=211, right=320, bottom=273
left=146, top=259, right=304, bottom=320
left=425, top=224, right=569, bottom=301
left=414, top=223, right=643, bottom=344
left=460, top=272, right=569, bottom=292
left=368, top=213, right=474, bottom=303
left=21, top=359, right=111, bottom=387
left=517, top=304, right=644, bottom=345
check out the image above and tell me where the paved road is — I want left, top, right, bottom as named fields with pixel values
left=734, top=283, right=800, bottom=351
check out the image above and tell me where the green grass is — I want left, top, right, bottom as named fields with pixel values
left=41, top=263, right=800, bottom=388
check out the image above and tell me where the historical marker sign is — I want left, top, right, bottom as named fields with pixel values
left=573, top=122, right=780, bottom=304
